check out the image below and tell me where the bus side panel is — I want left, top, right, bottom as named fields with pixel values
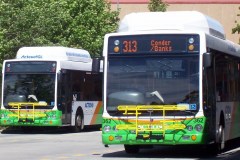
left=71, top=101, right=103, bottom=126
left=216, top=102, right=240, bottom=140
left=213, top=50, right=240, bottom=141
left=229, top=102, right=240, bottom=139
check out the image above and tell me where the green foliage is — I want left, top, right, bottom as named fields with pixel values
left=67, top=0, right=119, bottom=57
left=0, top=0, right=119, bottom=63
left=233, top=6, right=240, bottom=43
left=148, top=0, right=168, bottom=12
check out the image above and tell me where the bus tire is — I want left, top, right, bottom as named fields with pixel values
left=124, top=145, right=140, bottom=154
left=73, top=109, right=84, bottom=132
left=210, top=124, right=225, bottom=154
left=217, top=124, right=225, bottom=152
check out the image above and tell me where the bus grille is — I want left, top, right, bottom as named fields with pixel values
left=7, top=102, right=47, bottom=122
left=116, top=105, right=187, bottom=140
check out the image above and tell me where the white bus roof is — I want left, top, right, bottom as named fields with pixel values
left=118, top=11, right=225, bottom=39
left=16, top=46, right=91, bottom=63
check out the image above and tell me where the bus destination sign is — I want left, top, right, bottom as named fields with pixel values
left=108, top=34, right=199, bottom=54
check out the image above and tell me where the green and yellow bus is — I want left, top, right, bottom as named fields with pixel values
left=0, top=46, right=102, bottom=132
left=101, top=11, right=240, bottom=153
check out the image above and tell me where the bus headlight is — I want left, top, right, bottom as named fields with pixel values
left=130, top=130, right=136, bottom=134
left=47, top=114, right=56, bottom=119
left=1, top=114, right=7, bottom=118
left=103, top=125, right=111, bottom=132
left=113, top=126, right=118, bottom=132
left=186, top=125, right=193, bottom=131
left=195, top=124, right=203, bottom=132
left=51, top=114, right=56, bottom=119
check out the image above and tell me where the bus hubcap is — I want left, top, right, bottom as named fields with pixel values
left=76, top=115, right=82, bottom=127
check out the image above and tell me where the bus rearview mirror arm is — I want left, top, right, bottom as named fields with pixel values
left=203, top=52, right=212, bottom=68
left=92, top=57, right=102, bottom=73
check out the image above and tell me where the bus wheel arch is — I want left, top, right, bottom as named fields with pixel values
left=73, top=107, right=84, bottom=132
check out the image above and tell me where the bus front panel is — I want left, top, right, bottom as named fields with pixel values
left=102, top=34, right=208, bottom=145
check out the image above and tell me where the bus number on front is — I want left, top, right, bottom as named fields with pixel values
left=123, top=40, right=137, bottom=53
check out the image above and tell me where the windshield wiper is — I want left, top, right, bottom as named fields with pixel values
left=150, top=91, right=164, bottom=103
left=181, top=110, right=196, bottom=116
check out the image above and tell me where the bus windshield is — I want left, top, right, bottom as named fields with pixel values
left=3, top=74, right=55, bottom=109
left=107, top=54, right=199, bottom=116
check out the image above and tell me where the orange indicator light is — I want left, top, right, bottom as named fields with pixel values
left=109, top=135, right=114, bottom=141
left=191, top=135, right=197, bottom=141
left=114, top=46, right=120, bottom=53
left=188, top=44, right=194, bottom=51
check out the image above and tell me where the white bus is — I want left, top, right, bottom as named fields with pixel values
left=101, top=11, right=240, bottom=153
left=0, top=46, right=102, bottom=132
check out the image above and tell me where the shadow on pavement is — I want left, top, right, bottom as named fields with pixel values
left=102, top=146, right=217, bottom=159
left=1, top=125, right=101, bottom=134
left=102, top=139, right=240, bottom=160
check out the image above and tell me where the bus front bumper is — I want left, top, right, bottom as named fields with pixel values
left=102, top=132, right=205, bottom=145
left=0, top=110, right=62, bottom=126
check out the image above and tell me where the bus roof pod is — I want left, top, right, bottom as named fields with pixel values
left=16, top=46, right=92, bottom=63
left=118, top=11, right=225, bottom=40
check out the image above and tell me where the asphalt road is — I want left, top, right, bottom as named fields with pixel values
left=0, top=127, right=240, bottom=160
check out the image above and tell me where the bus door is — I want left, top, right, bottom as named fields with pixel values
left=60, top=70, right=72, bottom=124
left=203, top=52, right=216, bottom=140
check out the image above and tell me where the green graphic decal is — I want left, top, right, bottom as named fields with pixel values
left=0, top=109, right=62, bottom=126
left=102, top=116, right=207, bottom=145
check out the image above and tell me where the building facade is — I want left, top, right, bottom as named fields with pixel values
left=110, top=0, right=240, bottom=43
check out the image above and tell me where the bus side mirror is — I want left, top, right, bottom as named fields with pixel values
left=57, top=69, right=66, bottom=82
left=203, top=52, right=212, bottom=68
left=92, top=58, right=101, bottom=73
left=57, top=72, right=61, bottom=82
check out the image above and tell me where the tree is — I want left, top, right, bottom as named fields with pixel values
left=232, top=6, right=240, bottom=43
left=148, top=0, right=168, bottom=12
left=0, top=0, right=119, bottom=63
left=67, top=0, right=119, bottom=57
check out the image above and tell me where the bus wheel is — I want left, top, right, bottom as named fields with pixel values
left=73, top=111, right=84, bottom=132
left=124, top=145, right=140, bottom=154
left=210, top=124, right=225, bottom=154
left=217, top=124, right=225, bottom=152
